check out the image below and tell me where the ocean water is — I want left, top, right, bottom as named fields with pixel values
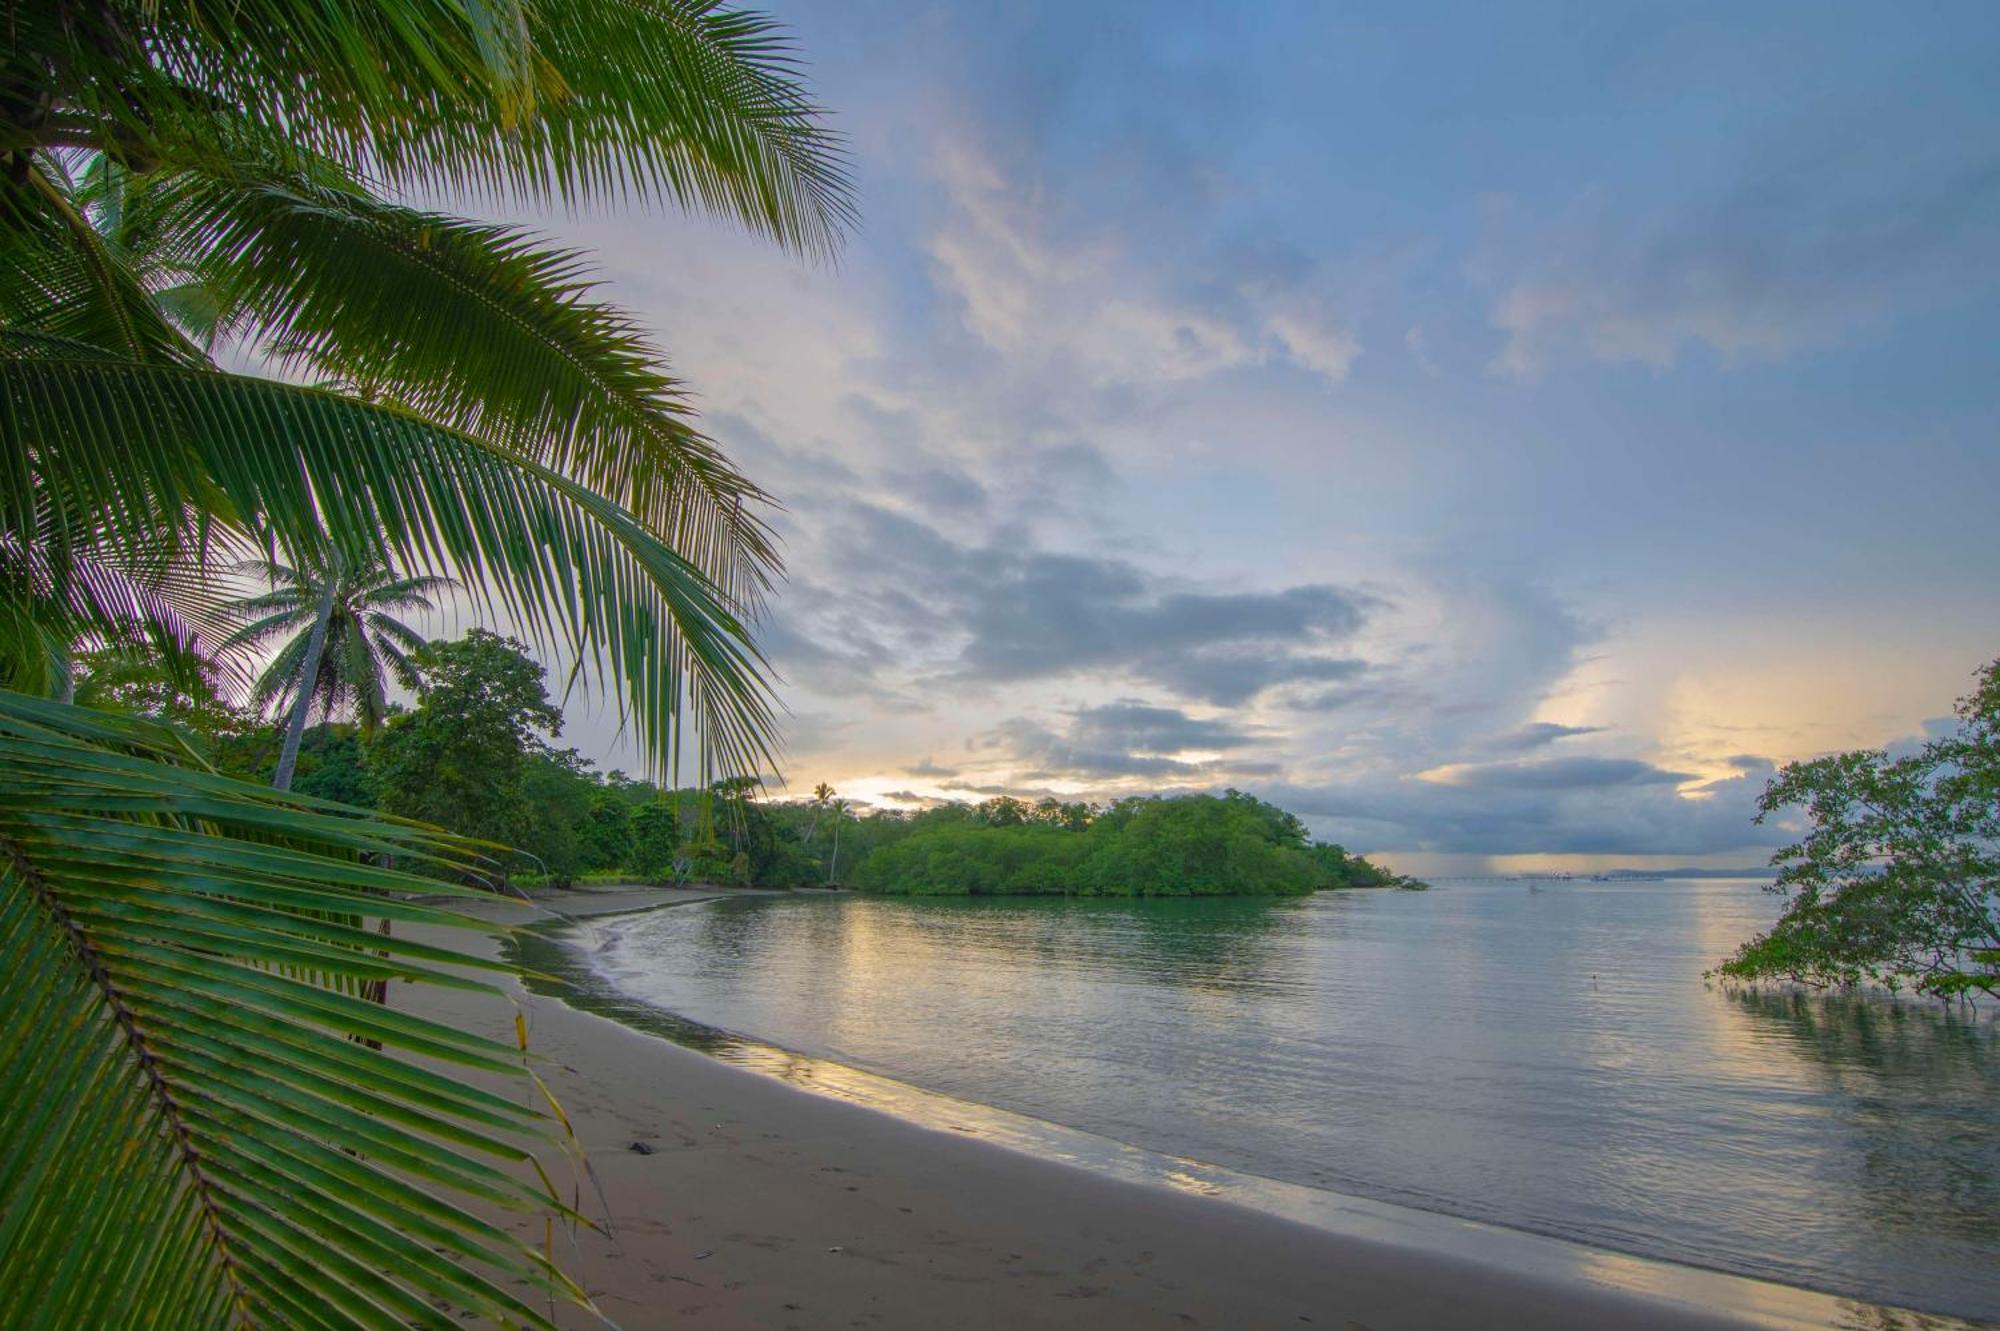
left=577, top=880, right=2000, bottom=1320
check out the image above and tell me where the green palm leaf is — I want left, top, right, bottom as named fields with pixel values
left=142, top=165, right=779, bottom=607
left=4, top=332, right=779, bottom=779
left=0, top=163, right=208, bottom=369
left=0, top=465, right=249, bottom=700
left=6, top=5, right=849, bottom=1319
left=10, top=0, right=851, bottom=255
left=0, top=689, right=593, bottom=1328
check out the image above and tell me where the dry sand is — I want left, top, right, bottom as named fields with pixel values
left=398, top=888, right=1908, bottom=1331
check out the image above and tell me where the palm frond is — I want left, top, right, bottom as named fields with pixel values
left=368, top=615, right=433, bottom=656
left=0, top=503, right=249, bottom=699
left=15, top=0, right=851, bottom=255
left=375, top=636, right=425, bottom=694
left=231, top=558, right=307, bottom=585
left=0, top=689, right=594, bottom=1328
left=6, top=332, right=778, bottom=779
left=0, top=163, right=208, bottom=368
left=428, top=0, right=856, bottom=256
left=224, top=605, right=319, bottom=651
left=334, top=615, right=391, bottom=732
left=248, top=633, right=316, bottom=716
left=144, top=164, right=781, bottom=609
left=359, top=574, right=459, bottom=610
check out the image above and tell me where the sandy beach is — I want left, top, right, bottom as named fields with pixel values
left=400, top=888, right=1902, bottom=1331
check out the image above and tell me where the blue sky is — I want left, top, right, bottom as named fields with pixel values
left=492, top=1, right=2000, bottom=874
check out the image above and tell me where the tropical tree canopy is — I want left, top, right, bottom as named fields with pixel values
left=2, top=0, right=850, bottom=1324
left=373, top=631, right=566, bottom=849
left=1717, top=658, right=2000, bottom=999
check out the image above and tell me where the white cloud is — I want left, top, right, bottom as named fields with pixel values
left=926, top=138, right=1358, bottom=389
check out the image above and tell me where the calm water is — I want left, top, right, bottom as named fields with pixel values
left=582, top=880, right=2000, bottom=1320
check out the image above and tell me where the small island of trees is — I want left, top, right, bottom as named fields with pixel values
left=849, top=790, right=1417, bottom=896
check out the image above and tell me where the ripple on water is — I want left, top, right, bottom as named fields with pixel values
left=541, top=881, right=2000, bottom=1322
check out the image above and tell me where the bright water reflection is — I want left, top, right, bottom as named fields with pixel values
left=583, top=880, right=2000, bottom=1319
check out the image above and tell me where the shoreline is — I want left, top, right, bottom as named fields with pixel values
left=400, top=887, right=1973, bottom=1330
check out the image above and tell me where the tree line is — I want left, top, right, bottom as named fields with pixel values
left=80, top=626, right=1419, bottom=895
left=851, top=788, right=1417, bottom=896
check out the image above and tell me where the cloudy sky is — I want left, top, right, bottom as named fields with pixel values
left=488, top=0, right=1999, bottom=875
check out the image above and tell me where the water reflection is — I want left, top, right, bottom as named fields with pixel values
left=1726, top=989, right=2000, bottom=1244
left=824, top=895, right=1302, bottom=992
left=508, top=912, right=1985, bottom=1331
left=559, top=884, right=2000, bottom=1321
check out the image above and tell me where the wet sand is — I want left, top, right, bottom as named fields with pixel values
left=398, top=888, right=1911, bottom=1331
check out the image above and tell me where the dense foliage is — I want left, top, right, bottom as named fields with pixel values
left=83, top=634, right=1419, bottom=896
left=372, top=630, right=564, bottom=846
left=1717, top=658, right=2000, bottom=999
left=853, top=792, right=1415, bottom=896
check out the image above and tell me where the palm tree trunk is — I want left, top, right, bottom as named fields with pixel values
left=271, top=572, right=337, bottom=791
left=827, top=820, right=841, bottom=887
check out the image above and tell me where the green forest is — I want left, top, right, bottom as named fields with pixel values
left=85, top=629, right=1419, bottom=897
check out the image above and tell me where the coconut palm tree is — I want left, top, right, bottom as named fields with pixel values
left=825, top=796, right=854, bottom=886
left=227, top=557, right=452, bottom=789
left=0, top=3, right=850, bottom=1325
left=806, top=780, right=838, bottom=841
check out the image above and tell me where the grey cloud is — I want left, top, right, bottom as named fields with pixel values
left=937, top=779, right=1073, bottom=801
left=959, top=569, right=1372, bottom=702
left=1489, top=134, right=2000, bottom=375
left=710, top=411, right=858, bottom=488
left=903, top=465, right=988, bottom=513
left=1147, top=650, right=1367, bottom=708
left=767, top=709, right=860, bottom=761
left=985, top=717, right=1207, bottom=780
left=998, top=440, right=1120, bottom=523
left=1068, top=701, right=1256, bottom=754
left=825, top=500, right=1375, bottom=704
left=1265, top=758, right=1785, bottom=858
left=880, top=789, right=949, bottom=805
left=835, top=501, right=973, bottom=583
left=841, top=394, right=930, bottom=451
left=1438, top=757, right=1695, bottom=791
left=1484, top=722, right=1606, bottom=753
left=1286, top=681, right=1408, bottom=712
left=904, top=756, right=960, bottom=778
left=983, top=702, right=1280, bottom=782
left=1685, top=754, right=1778, bottom=797
left=755, top=601, right=917, bottom=707
left=1023, top=441, right=1115, bottom=489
